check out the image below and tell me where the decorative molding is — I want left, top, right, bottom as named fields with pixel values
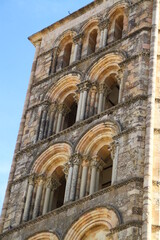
left=32, top=27, right=151, bottom=88
left=0, top=177, right=143, bottom=237
left=14, top=94, right=147, bottom=161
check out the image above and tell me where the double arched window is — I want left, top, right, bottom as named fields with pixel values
left=23, top=122, right=120, bottom=222
left=36, top=53, right=123, bottom=142
left=51, top=7, right=127, bottom=74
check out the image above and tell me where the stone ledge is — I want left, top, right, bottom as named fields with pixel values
left=32, top=26, right=151, bottom=88
left=17, top=94, right=147, bottom=158
left=106, top=220, right=142, bottom=237
left=0, top=177, right=143, bottom=237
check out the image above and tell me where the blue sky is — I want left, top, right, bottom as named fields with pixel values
left=0, top=0, right=93, bottom=213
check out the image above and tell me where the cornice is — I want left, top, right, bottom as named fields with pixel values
left=16, top=94, right=147, bottom=159
left=0, top=177, right=143, bottom=237
left=32, top=26, right=151, bottom=88
left=28, top=0, right=150, bottom=46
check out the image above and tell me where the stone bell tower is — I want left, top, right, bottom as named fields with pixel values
left=0, top=0, right=160, bottom=239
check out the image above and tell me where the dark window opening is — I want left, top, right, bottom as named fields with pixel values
left=64, top=102, right=77, bottom=129
left=63, top=43, right=72, bottom=68
left=97, top=146, right=112, bottom=191
left=114, top=15, right=124, bottom=41
left=87, top=29, right=98, bottom=55
left=104, top=74, right=119, bottom=110
left=50, top=167, right=66, bottom=211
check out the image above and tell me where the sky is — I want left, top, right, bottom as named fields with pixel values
left=0, top=0, right=93, bottom=214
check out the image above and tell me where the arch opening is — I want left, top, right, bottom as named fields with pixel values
left=63, top=43, right=72, bottom=68
left=88, top=29, right=98, bottom=55
left=64, top=207, right=120, bottom=240
left=114, top=15, right=124, bottom=41
left=63, top=93, right=77, bottom=130
left=104, top=73, right=119, bottom=109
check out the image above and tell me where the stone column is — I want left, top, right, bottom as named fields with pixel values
left=61, top=105, right=70, bottom=131
left=117, top=68, right=124, bottom=103
left=109, top=141, right=119, bottom=185
left=95, top=160, right=104, bottom=192
left=38, top=104, right=48, bottom=140
left=56, top=104, right=69, bottom=133
left=99, top=19, right=109, bottom=48
left=48, top=178, right=60, bottom=212
left=73, top=34, right=84, bottom=61
left=52, top=47, right=60, bottom=73
left=42, top=177, right=53, bottom=215
left=97, top=84, right=106, bottom=114
left=99, top=29, right=104, bottom=48
left=89, top=85, right=97, bottom=117
left=48, top=190, right=54, bottom=212
left=63, top=162, right=73, bottom=203
left=76, top=90, right=83, bottom=122
left=32, top=175, right=44, bottom=219
left=79, top=158, right=89, bottom=198
left=23, top=175, right=35, bottom=222
left=47, top=103, right=56, bottom=137
left=69, top=153, right=81, bottom=201
left=53, top=109, right=58, bottom=133
left=89, top=157, right=99, bottom=195
left=80, top=82, right=89, bottom=121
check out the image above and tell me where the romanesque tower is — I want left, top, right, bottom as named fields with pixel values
left=0, top=0, right=160, bottom=239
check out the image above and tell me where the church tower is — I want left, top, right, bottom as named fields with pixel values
left=0, top=0, right=160, bottom=239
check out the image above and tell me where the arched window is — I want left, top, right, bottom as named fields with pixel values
left=63, top=43, right=72, bottom=68
left=50, top=166, right=66, bottom=211
left=104, top=74, right=119, bottom=109
left=114, top=15, right=124, bottom=40
left=98, top=146, right=112, bottom=190
left=87, top=29, right=97, bottom=55
left=63, top=94, right=77, bottom=130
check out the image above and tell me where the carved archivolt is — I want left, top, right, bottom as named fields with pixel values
left=64, top=207, right=119, bottom=240
left=27, top=232, right=59, bottom=240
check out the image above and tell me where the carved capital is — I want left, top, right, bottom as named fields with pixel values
left=36, top=174, right=45, bottom=185
left=108, top=141, right=118, bottom=160
left=70, top=153, right=81, bottom=165
left=28, top=174, right=35, bottom=185
left=73, top=33, right=84, bottom=44
left=116, top=69, right=123, bottom=85
left=98, top=83, right=106, bottom=93
left=57, top=104, right=70, bottom=115
left=91, top=156, right=100, bottom=168
left=99, top=19, right=109, bottom=30
left=78, top=81, right=90, bottom=92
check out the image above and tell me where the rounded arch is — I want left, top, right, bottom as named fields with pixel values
left=106, top=2, right=128, bottom=43
left=46, top=73, right=81, bottom=103
left=80, top=18, right=99, bottom=33
left=64, top=207, right=120, bottom=240
left=106, top=1, right=129, bottom=20
left=27, top=232, right=59, bottom=240
left=54, top=29, right=77, bottom=48
left=76, top=121, right=120, bottom=156
left=86, top=51, right=126, bottom=82
left=31, top=143, right=72, bottom=176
